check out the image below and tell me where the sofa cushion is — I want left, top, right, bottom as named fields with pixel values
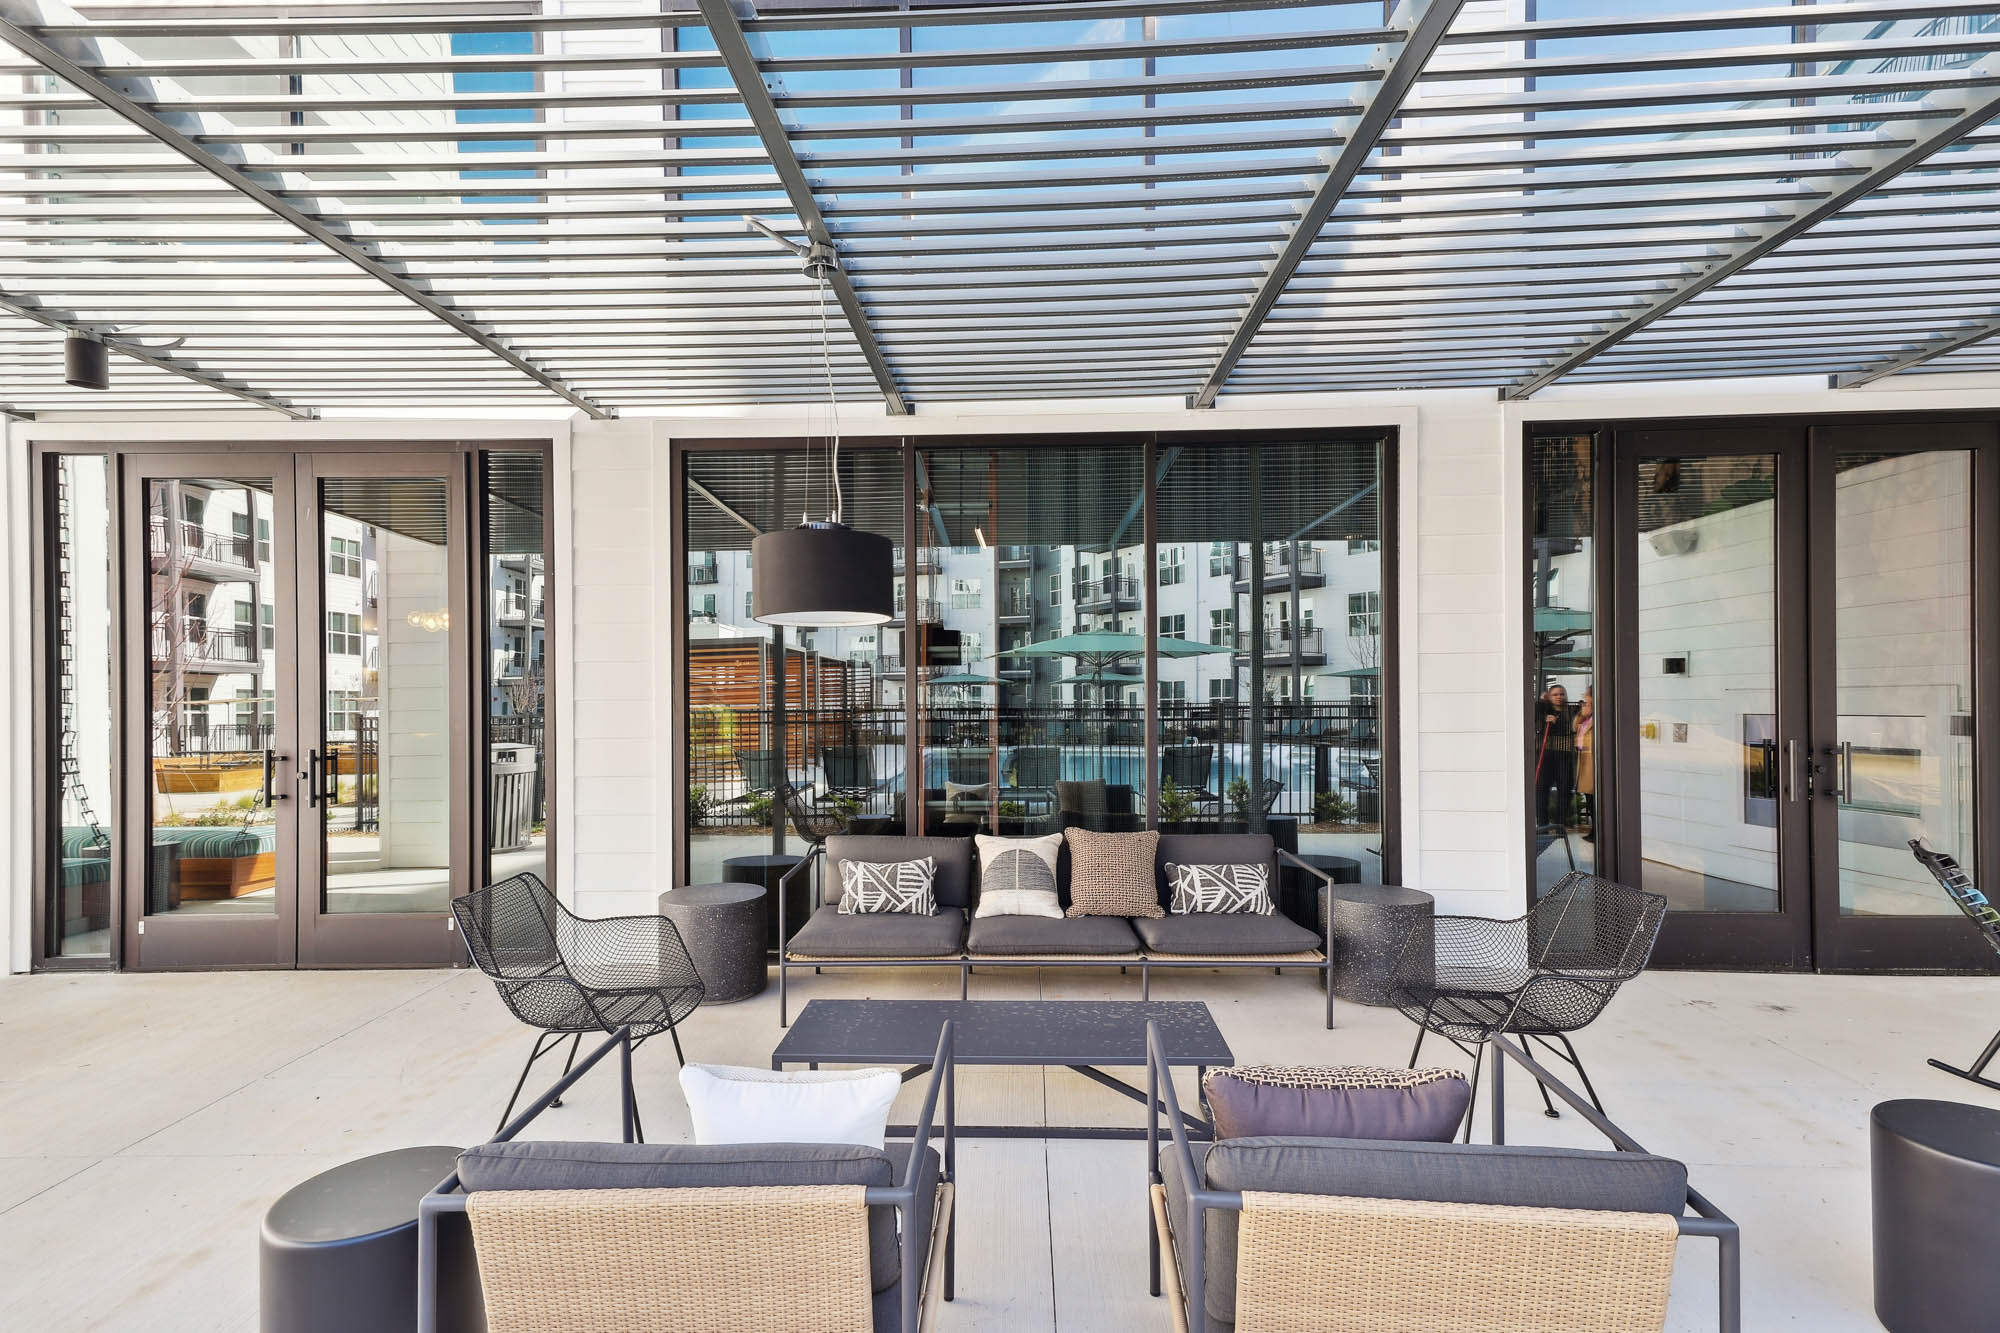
left=1202, top=1066, right=1470, bottom=1142
left=966, top=914, right=1141, bottom=957
left=1172, top=1137, right=1689, bottom=1325
left=837, top=857, right=937, bottom=915
left=456, top=1139, right=940, bottom=1294
left=1064, top=828, right=1163, bottom=919
left=972, top=833, right=1064, bottom=919
left=787, top=904, right=966, bottom=959
left=828, top=835, right=976, bottom=910
left=1155, top=834, right=1276, bottom=911
left=1166, top=862, right=1275, bottom=916
left=1134, top=912, right=1321, bottom=956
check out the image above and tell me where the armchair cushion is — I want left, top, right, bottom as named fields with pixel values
left=828, top=835, right=976, bottom=910
left=966, top=914, right=1141, bottom=956
left=1134, top=912, right=1321, bottom=956
left=1201, top=1066, right=1469, bottom=1142
left=456, top=1139, right=940, bottom=1294
left=1168, top=1136, right=1688, bottom=1326
left=787, top=904, right=966, bottom=959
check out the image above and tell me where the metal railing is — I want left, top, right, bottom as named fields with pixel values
left=148, top=517, right=257, bottom=571
left=996, top=545, right=1034, bottom=565
left=687, top=701, right=1381, bottom=830
left=152, top=616, right=260, bottom=667
left=1234, top=546, right=1324, bottom=582
left=998, top=590, right=1036, bottom=618
left=893, top=549, right=941, bottom=574
left=1235, top=625, right=1326, bottom=656
left=1078, top=575, right=1140, bottom=609
left=687, top=563, right=718, bottom=584
left=893, top=598, right=943, bottom=624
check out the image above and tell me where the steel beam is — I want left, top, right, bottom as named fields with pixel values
left=0, top=290, right=310, bottom=416
left=1188, top=0, right=1469, bottom=409
left=0, top=0, right=611, bottom=419
left=697, top=0, right=908, bottom=414
left=1503, top=52, right=2000, bottom=400
left=1836, top=319, right=2000, bottom=388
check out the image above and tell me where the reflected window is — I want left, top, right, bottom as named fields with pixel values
left=484, top=452, right=550, bottom=890
left=48, top=455, right=116, bottom=957
left=1527, top=434, right=1600, bottom=897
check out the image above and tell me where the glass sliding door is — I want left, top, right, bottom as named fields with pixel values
left=125, top=456, right=300, bottom=968
left=683, top=445, right=907, bottom=885
left=1526, top=433, right=1601, bottom=897
left=1611, top=429, right=1813, bottom=969
left=483, top=452, right=551, bottom=889
left=914, top=442, right=1148, bottom=837
left=296, top=456, right=469, bottom=966
left=44, top=454, right=118, bottom=959
left=1156, top=436, right=1389, bottom=899
left=1810, top=424, right=1994, bottom=971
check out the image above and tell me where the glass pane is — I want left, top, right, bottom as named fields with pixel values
left=320, top=477, right=451, bottom=914
left=1528, top=434, right=1599, bottom=897
left=685, top=449, right=907, bottom=886
left=915, top=444, right=1148, bottom=838
left=1834, top=450, right=1974, bottom=916
left=1158, top=439, right=1388, bottom=895
left=1634, top=454, right=1780, bottom=913
left=50, top=456, right=115, bottom=955
left=485, top=453, right=548, bottom=887
left=146, top=477, right=279, bottom=918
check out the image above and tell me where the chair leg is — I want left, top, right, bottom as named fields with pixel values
left=1551, top=1033, right=1606, bottom=1115
left=1408, top=1000, right=1439, bottom=1068
left=1461, top=1041, right=1485, bottom=1144
left=1930, top=1024, right=2000, bottom=1091
left=669, top=1022, right=688, bottom=1068
left=548, top=1032, right=583, bottom=1109
left=496, top=1032, right=558, bottom=1136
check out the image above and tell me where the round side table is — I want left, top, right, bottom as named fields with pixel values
left=1322, top=883, right=1434, bottom=1005
left=260, top=1145, right=479, bottom=1333
left=659, top=882, right=768, bottom=1004
left=1873, top=1098, right=2000, bottom=1332
left=722, top=853, right=808, bottom=951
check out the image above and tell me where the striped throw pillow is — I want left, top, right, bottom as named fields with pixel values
left=837, top=857, right=937, bottom=915
left=1167, top=861, right=1274, bottom=915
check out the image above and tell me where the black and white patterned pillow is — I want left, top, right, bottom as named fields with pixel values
left=1167, top=861, right=1273, bottom=915
left=837, top=857, right=937, bottom=915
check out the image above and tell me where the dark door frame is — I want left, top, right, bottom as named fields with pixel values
left=27, top=436, right=556, bottom=972
left=669, top=428, right=1403, bottom=890
left=1526, top=412, right=2000, bottom=974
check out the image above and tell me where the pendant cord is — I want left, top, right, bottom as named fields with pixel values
left=820, top=271, right=842, bottom=524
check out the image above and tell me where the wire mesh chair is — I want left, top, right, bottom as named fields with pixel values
left=1910, top=839, right=2000, bottom=1091
left=1391, top=870, right=1666, bottom=1140
left=453, top=872, right=705, bottom=1136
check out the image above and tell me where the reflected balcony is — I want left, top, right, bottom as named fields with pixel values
left=148, top=517, right=259, bottom=583
left=1077, top=575, right=1140, bottom=612
left=1233, top=625, right=1327, bottom=665
left=996, top=545, right=1034, bottom=568
left=151, top=616, right=260, bottom=674
left=890, top=598, right=943, bottom=626
left=894, top=549, right=941, bottom=574
left=1232, top=546, right=1326, bottom=592
left=997, top=590, right=1035, bottom=624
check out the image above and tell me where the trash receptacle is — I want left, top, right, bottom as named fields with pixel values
left=489, top=743, right=535, bottom=852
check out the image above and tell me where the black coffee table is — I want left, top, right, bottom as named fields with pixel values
left=771, top=999, right=1233, bottom=1141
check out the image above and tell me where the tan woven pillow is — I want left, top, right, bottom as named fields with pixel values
left=1063, top=828, right=1162, bottom=919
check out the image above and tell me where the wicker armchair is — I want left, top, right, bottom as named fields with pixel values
left=453, top=872, right=704, bottom=1136
left=1391, top=870, right=1666, bottom=1137
left=419, top=1024, right=957, bottom=1333
left=1910, top=839, right=2000, bottom=1090
left=1143, top=1023, right=1740, bottom=1333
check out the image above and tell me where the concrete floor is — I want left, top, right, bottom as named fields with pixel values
left=2, top=963, right=1994, bottom=1331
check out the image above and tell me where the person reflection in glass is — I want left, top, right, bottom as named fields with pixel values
left=1576, top=686, right=1595, bottom=843
left=1535, top=683, right=1577, bottom=831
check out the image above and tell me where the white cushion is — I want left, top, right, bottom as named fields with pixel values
left=973, top=832, right=1064, bottom=918
left=678, top=1063, right=902, bottom=1149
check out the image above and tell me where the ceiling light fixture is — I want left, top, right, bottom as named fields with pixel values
left=64, top=331, right=108, bottom=390
left=744, top=217, right=892, bottom=628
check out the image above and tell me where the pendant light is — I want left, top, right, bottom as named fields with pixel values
left=64, top=332, right=108, bottom=390
left=746, top=219, right=893, bottom=628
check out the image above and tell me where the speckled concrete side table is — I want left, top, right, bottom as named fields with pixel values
left=658, top=882, right=767, bottom=1004
left=1323, top=883, right=1434, bottom=1006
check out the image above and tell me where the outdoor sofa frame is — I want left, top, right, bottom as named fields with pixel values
left=776, top=837, right=1338, bottom=1029
left=418, top=1022, right=957, bottom=1333
left=1144, top=1021, right=1742, bottom=1333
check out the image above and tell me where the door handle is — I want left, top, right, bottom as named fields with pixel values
left=299, top=748, right=321, bottom=808
left=1784, top=740, right=1802, bottom=803
left=263, top=750, right=290, bottom=807
left=1825, top=741, right=1853, bottom=803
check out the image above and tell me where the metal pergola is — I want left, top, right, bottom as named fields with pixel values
left=0, top=0, right=1997, bottom=417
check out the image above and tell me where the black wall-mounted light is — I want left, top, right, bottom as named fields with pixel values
left=64, top=332, right=108, bottom=390
left=745, top=216, right=893, bottom=628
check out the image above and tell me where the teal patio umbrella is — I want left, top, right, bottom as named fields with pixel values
left=999, top=630, right=1224, bottom=687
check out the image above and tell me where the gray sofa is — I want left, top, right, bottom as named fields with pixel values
left=777, top=832, right=1334, bottom=1027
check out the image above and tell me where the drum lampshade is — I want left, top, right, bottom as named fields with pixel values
left=750, top=521, right=893, bottom=627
